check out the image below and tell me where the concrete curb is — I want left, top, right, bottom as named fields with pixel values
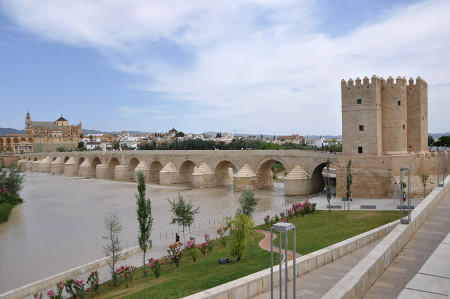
left=0, top=246, right=142, bottom=299
left=322, top=176, right=449, bottom=299
left=184, top=219, right=399, bottom=299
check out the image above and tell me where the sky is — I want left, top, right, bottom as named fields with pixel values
left=0, top=0, right=449, bottom=136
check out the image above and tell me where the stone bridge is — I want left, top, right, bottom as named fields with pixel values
left=19, top=150, right=339, bottom=196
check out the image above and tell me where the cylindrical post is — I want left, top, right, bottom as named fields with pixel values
left=293, top=228, right=296, bottom=299
left=279, top=231, right=282, bottom=299
left=284, top=231, right=288, bottom=299
left=270, top=228, right=274, bottom=299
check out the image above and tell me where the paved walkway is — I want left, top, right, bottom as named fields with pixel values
left=255, top=230, right=301, bottom=262
left=398, top=232, right=450, bottom=298
left=253, top=238, right=384, bottom=298
left=364, top=189, right=450, bottom=298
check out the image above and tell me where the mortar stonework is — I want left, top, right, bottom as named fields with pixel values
left=338, top=76, right=446, bottom=198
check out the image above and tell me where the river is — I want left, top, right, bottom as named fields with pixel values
left=0, top=172, right=305, bottom=294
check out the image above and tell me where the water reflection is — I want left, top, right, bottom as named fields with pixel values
left=0, top=173, right=301, bottom=293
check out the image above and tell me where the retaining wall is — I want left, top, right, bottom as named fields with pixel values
left=322, top=175, right=449, bottom=298
left=184, top=219, right=399, bottom=299
left=0, top=246, right=142, bottom=299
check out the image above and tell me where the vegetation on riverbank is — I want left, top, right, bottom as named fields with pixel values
left=0, top=163, right=24, bottom=224
left=69, top=210, right=398, bottom=299
left=137, top=138, right=342, bottom=152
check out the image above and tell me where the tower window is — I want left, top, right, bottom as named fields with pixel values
left=359, top=125, right=364, bottom=131
left=358, top=147, right=363, bottom=154
left=403, top=125, right=405, bottom=129
left=356, top=99, right=362, bottom=104
left=398, top=101, right=401, bottom=106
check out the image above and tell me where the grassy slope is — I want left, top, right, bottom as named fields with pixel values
left=92, top=211, right=399, bottom=299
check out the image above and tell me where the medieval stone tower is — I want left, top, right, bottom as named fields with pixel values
left=341, top=75, right=428, bottom=156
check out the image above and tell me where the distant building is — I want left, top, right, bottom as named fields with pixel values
left=0, top=112, right=82, bottom=153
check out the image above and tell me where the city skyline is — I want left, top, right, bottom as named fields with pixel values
left=1, top=0, right=450, bottom=135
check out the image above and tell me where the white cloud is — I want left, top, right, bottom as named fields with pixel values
left=2, top=0, right=450, bottom=134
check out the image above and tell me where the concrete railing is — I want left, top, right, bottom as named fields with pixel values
left=322, top=176, right=450, bottom=299
left=0, top=246, right=142, bottom=299
left=184, top=219, right=399, bottom=299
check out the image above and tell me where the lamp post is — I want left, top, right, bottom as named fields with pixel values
left=437, top=148, right=445, bottom=187
left=39, top=125, right=42, bottom=153
left=271, top=222, right=296, bottom=299
left=306, top=170, right=311, bottom=200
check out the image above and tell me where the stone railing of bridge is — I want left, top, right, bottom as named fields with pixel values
left=18, top=150, right=339, bottom=196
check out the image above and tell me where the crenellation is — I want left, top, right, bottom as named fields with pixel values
left=363, top=76, right=369, bottom=85
left=355, top=77, right=362, bottom=85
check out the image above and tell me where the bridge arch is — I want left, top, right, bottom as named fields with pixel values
left=78, top=157, right=85, bottom=167
left=63, top=156, right=70, bottom=163
left=92, top=156, right=102, bottom=168
left=310, top=162, right=328, bottom=194
left=149, top=160, right=163, bottom=182
left=255, top=157, right=290, bottom=189
left=214, top=160, right=238, bottom=186
left=179, top=160, right=196, bottom=184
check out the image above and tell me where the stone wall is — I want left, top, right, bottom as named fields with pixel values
left=0, top=155, right=20, bottom=167
left=336, top=151, right=449, bottom=199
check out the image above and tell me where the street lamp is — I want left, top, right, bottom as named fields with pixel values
left=38, top=125, right=42, bottom=153
left=306, top=170, right=311, bottom=200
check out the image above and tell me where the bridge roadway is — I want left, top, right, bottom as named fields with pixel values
left=19, top=150, right=338, bottom=195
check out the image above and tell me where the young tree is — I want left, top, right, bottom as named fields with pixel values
left=136, top=171, right=152, bottom=277
left=419, top=173, right=433, bottom=199
left=103, top=212, right=123, bottom=286
left=325, top=159, right=332, bottom=212
left=346, top=160, right=353, bottom=212
left=167, top=194, right=199, bottom=245
left=238, top=189, right=260, bottom=216
left=229, top=213, right=254, bottom=261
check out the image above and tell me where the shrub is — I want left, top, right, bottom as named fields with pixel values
left=47, top=281, right=64, bottom=299
left=229, top=213, right=254, bottom=261
left=204, top=234, right=213, bottom=252
left=115, top=265, right=136, bottom=287
left=217, top=225, right=228, bottom=247
left=87, top=271, right=100, bottom=295
left=0, top=201, right=14, bottom=223
left=167, top=242, right=183, bottom=268
left=186, top=239, right=200, bottom=261
left=148, top=258, right=164, bottom=277
left=198, top=242, right=208, bottom=256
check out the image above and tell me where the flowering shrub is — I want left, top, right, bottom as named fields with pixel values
left=264, top=200, right=317, bottom=227
left=198, top=242, right=208, bottom=256
left=47, top=281, right=64, bottom=299
left=64, top=279, right=76, bottom=297
left=33, top=292, right=43, bottom=299
left=115, top=265, right=136, bottom=287
left=217, top=225, right=228, bottom=247
left=148, top=258, right=164, bottom=277
left=204, top=234, right=213, bottom=251
left=167, top=242, right=183, bottom=268
left=73, top=279, right=86, bottom=299
left=185, top=239, right=200, bottom=261
left=87, top=271, right=100, bottom=295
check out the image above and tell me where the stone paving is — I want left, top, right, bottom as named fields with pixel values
left=364, top=189, right=450, bottom=298
left=253, top=238, right=383, bottom=298
left=398, top=232, right=450, bottom=298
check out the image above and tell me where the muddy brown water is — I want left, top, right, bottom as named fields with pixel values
left=0, top=172, right=307, bottom=293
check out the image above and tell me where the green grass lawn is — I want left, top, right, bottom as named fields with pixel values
left=90, top=210, right=398, bottom=299
left=263, top=210, right=399, bottom=254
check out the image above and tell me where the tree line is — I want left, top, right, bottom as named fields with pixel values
left=138, top=138, right=342, bottom=152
